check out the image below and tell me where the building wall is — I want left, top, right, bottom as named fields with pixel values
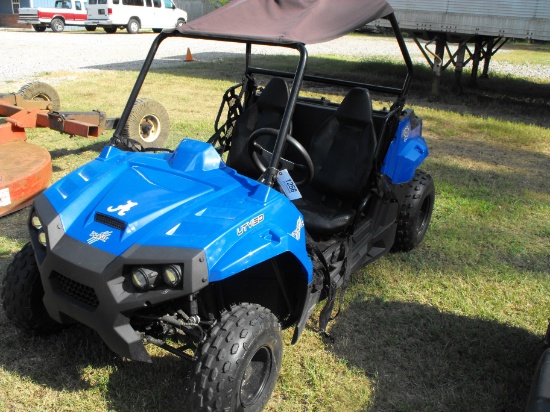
left=173, top=0, right=214, bottom=21
left=0, top=0, right=14, bottom=14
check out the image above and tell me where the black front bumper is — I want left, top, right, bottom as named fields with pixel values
left=31, top=195, right=209, bottom=362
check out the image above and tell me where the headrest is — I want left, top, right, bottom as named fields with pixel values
left=335, top=88, right=373, bottom=126
left=257, top=77, right=289, bottom=111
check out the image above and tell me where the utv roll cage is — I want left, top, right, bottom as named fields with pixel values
left=112, top=13, right=414, bottom=186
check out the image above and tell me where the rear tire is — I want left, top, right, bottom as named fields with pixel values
left=18, top=81, right=61, bottom=111
left=85, top=25, right=96, bottom=32
left=392, top=170, right=435, bottom=252
left=176, top=18, right=186, bottom=28
left=127, top=18, right=140, bottom=34
left=32, top=24, right=46, bottom=32
left=188, top=304, right=283, bottom=412
left=104, top=26, right=117, bottom=33
left=122, top=98, right=170, bottom=148
left=152, top=28, right=162, bottom=33
left=50, top=17, right=64, bottom=32
left=1, top=243, right=64, bottom=333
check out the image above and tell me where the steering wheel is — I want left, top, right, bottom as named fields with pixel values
left=248, top=128, right=314, bottom=187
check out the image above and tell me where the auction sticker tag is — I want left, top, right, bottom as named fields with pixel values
left=277, top=170, right=302, bottom=200
left=0, top=188, right=11, bottom=207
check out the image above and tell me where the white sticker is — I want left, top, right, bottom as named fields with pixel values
left=0, top=188, right=11, bottom=207
left=276, top=170, right=302, bottom=200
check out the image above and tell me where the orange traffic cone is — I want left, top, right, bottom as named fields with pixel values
left=185, top=47, right=194, bottom=62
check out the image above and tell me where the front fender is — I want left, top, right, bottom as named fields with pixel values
left=208, top=197, right=312, bottom=283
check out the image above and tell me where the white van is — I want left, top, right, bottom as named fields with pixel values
left=85, top=0, right=187, bottom=34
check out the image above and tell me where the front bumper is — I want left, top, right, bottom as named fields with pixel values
left=31, top=194, right=209, bottom=362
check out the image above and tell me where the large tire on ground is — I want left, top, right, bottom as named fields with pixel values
left=32, top=24, right=46, bottom=32
left=392, top=170, right=435, bottom=252
left=104, top=26, right=117, bottom=33
left=122, top=98, right=170, bottom=148
left=50, top=17, right=64, bottom=32
left=85, top=25, right=97, bottom=32
left=127, top=18, right=140, bottom=34
left=1, top=243, right=64, bottom=333
left=18, top=81, right=61, bottom=111
left=187, top=303, right=283, bottom=412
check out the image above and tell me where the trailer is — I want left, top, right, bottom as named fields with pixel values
left=369, top=0, right=550, bottom=94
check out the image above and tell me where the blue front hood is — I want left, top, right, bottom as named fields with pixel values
left=43, top=140, right=312, bottom=282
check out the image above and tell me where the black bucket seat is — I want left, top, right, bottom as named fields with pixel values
left=296, top=88, right=377, bottom=235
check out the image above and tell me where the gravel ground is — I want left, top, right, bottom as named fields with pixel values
left=0, top=28, right=548, bottom=91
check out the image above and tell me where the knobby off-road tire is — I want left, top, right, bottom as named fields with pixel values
left=392, top=170, right=435, bottom=252
left=18, top=81, right=61, bottom=111
left=122, top=98, right=170, bottom=148
left=1, top=243, right=63, bottom=333
left=188, top=303, right=283, bottom=412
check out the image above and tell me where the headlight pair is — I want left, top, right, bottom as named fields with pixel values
left=131, top=264, right=183, bottom=292
left=31, top=212, right=48, bottom=247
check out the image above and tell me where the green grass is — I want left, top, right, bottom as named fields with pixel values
left=1, top=38, right=549, bottom=411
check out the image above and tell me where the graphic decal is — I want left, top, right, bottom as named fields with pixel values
left=87, top=230, right=113, bottom=244
left=107, top=200, right=138, bottom=216
left=290, top=216, right=304, bottom=241
left=237, top=214, right=264, bottom=236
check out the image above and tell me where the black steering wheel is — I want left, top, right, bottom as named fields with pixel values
left=248, top=127, right=314, bottom=187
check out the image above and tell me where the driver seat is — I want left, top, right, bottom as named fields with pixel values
left=226, top=77, right=290, bottom=179
left=296, top=88, right=377, bottom=235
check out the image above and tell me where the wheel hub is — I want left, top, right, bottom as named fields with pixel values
left=240, top=346, right=273, bottom=407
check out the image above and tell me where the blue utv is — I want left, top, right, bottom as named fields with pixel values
left=2, top=0, right=435, bottom=410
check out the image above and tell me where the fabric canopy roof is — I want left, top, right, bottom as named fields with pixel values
left=177, top=0, right=394, bottom=45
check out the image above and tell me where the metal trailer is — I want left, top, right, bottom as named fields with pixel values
left=370, top=0, right=550, bottom=94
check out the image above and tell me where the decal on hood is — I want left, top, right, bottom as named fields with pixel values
left=107, top=200, right=138, bottom=216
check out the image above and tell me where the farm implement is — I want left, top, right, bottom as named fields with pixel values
left=0, top=82, right=168, bottom=217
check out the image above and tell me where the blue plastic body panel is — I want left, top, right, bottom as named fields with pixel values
left=381, top=110, right=429, bottom=184
left=44, top=139, right=313, bottom=283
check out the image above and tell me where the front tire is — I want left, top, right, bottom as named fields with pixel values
left=50, top=17, right=64, bottom=32
left=188, top=304, right=283, bottom=412
left=392, top=170, right=435, bottom=252
left=1, top=243, right=63, bottom=333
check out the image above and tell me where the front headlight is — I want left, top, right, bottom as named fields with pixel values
left=31, top=213, right=43, bottom=230
left=131, top=267, right=160, bottom=291
left=38, top=231, right=47, bottom=247
left=162, top=264, right=182, bottom=288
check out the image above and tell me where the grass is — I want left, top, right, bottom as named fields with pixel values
left=1, top=34, right=549, bottom=411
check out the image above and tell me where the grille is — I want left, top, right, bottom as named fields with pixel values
left=56, top=273, right=99, bottom=308
left=95, top=212, right=127, bottom=231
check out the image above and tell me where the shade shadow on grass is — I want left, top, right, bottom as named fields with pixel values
left=0, top=317, right=194, bottom=411
left=84, top=51, right=550, bottom=128
left=326, top=297, right=543, bottom=412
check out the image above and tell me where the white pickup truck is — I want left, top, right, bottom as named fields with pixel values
left=18, top=0, right=94, bottom=32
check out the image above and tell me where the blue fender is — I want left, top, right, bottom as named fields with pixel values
left=381, top=109, right=429, bottom=184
